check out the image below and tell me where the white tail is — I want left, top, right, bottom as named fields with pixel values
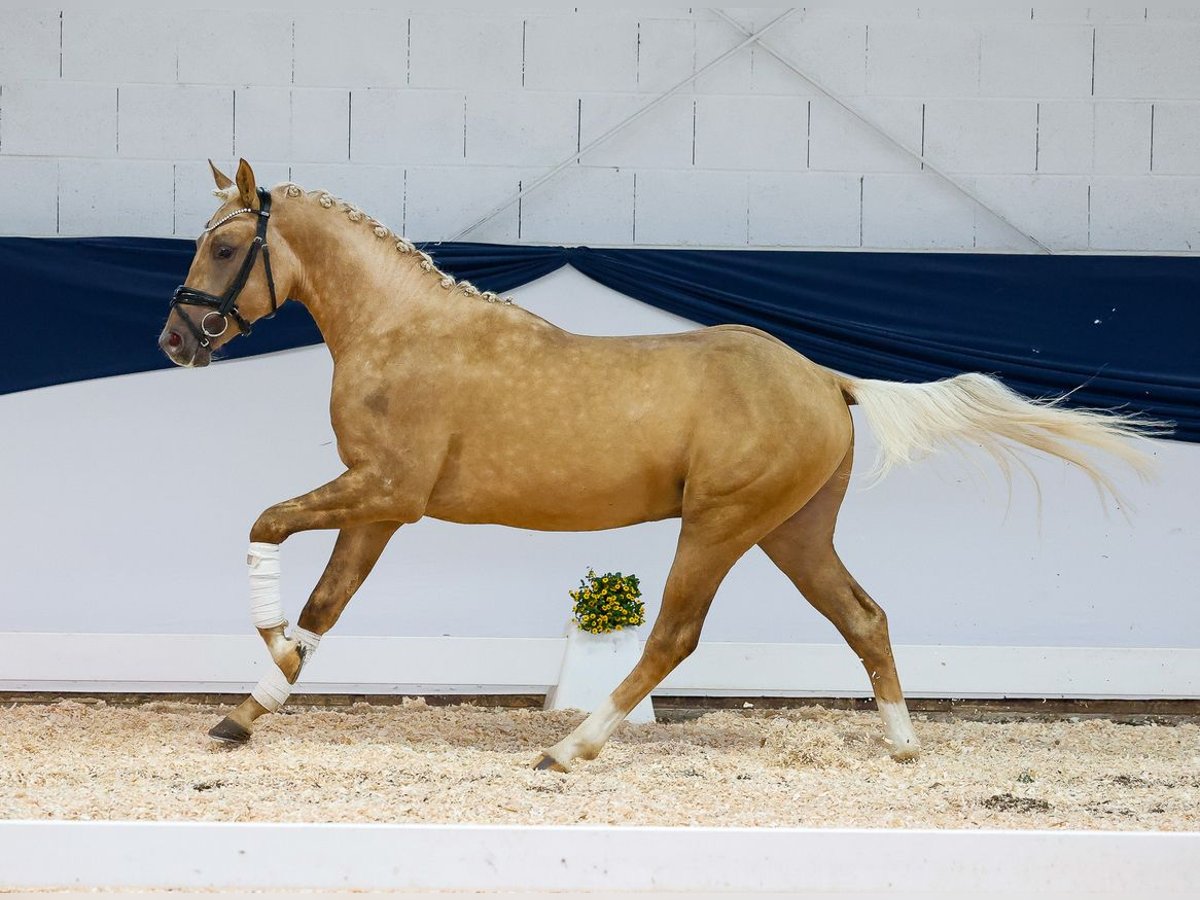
left=842, top=372, right=1172, bottom=506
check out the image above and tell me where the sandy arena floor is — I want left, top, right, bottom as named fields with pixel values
left=0, top=699, right=1196, bottom=830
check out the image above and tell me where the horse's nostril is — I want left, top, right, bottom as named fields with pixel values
left=167, top=332, right=182, bottom=348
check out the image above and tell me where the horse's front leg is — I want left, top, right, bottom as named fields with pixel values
left=210, top=521, right=401, bottom=742
left=209, top=467, right=419, bottom=743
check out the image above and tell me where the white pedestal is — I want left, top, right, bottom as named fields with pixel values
left=544, top=622, right=656, bottom=723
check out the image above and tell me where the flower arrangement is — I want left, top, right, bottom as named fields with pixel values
left=570, top=568, right=645, bottom=634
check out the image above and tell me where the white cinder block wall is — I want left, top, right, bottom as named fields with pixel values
left=2, top=3, right=1200, bottom=251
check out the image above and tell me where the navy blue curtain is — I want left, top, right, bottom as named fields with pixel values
left=2, top=238, right=1196, bottom=441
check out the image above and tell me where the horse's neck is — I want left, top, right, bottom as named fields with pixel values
left=284, top=209, right=446, bottom=360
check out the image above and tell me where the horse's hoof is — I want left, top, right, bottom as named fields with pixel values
left=890, top=746, right=920, bottom=763
left=533, top=753, right=568, bottom=773
left=208, top=716, right=252, bottom=745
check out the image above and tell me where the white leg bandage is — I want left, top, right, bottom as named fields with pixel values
left=248, top=542, right=285, bottom=630
left=293, top=626, right=322, bottom=658
left=250, top=626, right=322, bottom=714
left=251, top=665, right=292, bottom=713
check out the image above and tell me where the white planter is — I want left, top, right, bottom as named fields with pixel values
left=544, top=621, right=656, bottom=724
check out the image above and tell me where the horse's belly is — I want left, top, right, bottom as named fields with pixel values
left=424, top=451, right=684, bottom=531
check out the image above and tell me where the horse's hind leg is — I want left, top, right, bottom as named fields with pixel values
left=535, top=518, right=756, bottom=771
left=209, top=522, right=399, bottom=743
left=758, top=449, right=920, bottom=760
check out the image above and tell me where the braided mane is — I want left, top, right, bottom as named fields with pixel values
left=273, top=182, right=515, bottom=306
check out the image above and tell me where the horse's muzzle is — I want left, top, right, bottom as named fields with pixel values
left=158, top=323, right=212, bottom=368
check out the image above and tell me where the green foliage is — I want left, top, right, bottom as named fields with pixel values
left=570, top=568, right=645, bottom=635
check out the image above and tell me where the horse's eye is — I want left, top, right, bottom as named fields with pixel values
left=215, top=245, right=234, bottom=260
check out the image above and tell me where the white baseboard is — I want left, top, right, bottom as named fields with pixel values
left=1, top=633, right=1197, bottom=698
left=0, top=820, right=1197, bottom=894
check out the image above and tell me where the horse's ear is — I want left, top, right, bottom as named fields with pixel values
left=209, top=159, right=234, bottom=191
left=235, top=158, right=260, bottom=210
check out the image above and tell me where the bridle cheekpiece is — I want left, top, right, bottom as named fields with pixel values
left=169, top=187, right=281, bottom=346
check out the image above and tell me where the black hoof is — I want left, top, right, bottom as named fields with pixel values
left=533, top=753, right=567, bottom=772
left=208, top=716, right=252, bottom=745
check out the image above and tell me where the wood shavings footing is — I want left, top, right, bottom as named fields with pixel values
left=1, top=700, right=1195, bottom=830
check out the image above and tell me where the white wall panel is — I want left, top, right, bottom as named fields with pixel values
left=233, top=87, right=294, bottom=163
left=692, top=17, right=753, bottom=94
left=1149, top=101, right=1200, bottom=174
left=1089, top=176, right=1200, bottom=250
left=634, top=170, right=747, bottom=245
left=980, top=24, right=1094, bottom=98
left=117, top=85, right=233, bottom=160
left=1036, top=100, right=1096, bottom=173
left=747, top=172, right=861, bottom=247
left=1, top=6, right=1199, bottom=250
left=807, top=97, right=922, bottom=174
left=0, top=10, right=60, bottom=82
left=634, top=18, right=696, bottom=92
left=0, top=156, right=58, bottom=236
left=802, top=2, right=922, bottom=22
left=1094, top=24, right=1200, bottom=99
left=58, top=159, right=174, bottom=237
left=234, top=87, right=351, bottom=164
left=1150, top=4, right=1200, bottom=19
left=894, top=3, right=1031, bottom=22
left=1032, top=3, right=1151, bottom=24
left=351, top=89, right=464, bottom=166
left=748, top=18, right=868, bottom=97
left=923, top=99, right=1038, bottom=174
left=520, top=166, right=634, bottom=245
left=464, top=91, right=577, bottom=166
left=1094, top=101, right=1154, bottom=173
left=694, top=95, right=808, bottom=170
left=1, top=82, right=116, bottom=157
left=861, top=173, right=974, bottom=249
left=578, top=94, right=693, bottom=169
left=865, top=22, right=981, bottom=97
left=408, top=14, right=524, bottom=91
left=60, top=9, right=178, bottom=85
left=522, top=14, right=638, bottom=93
left=404, top=165, right=521, bottom=243
left=968, top=175, right=1091, bottom=251
left=292, top=11, right=407, bottom=88
left=175, top=9, right=294, bottom=87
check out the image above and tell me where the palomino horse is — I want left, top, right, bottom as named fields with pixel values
left=160, top=160, right=1162, bottom=770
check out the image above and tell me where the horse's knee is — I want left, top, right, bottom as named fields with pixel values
left=250, top=506, right=290, bottom=544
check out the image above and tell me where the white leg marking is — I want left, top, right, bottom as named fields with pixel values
left=547, top=697, right=626, bottom=766
left=878, top=699, right=920, bottom=759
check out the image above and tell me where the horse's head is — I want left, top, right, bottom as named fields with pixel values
left=159, top=159, right=294, bottom=367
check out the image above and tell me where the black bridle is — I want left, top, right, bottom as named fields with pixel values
left=169, top=187, right=280, bottom=347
